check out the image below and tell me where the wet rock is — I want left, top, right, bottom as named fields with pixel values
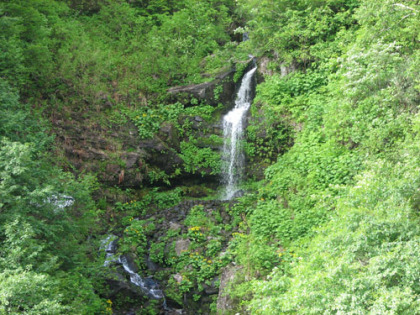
left=53, top=114, right=149, bottom=188
left=103, top=235, right=118, bottom=254
left=143, top=277, right=161, bottom=292
left=93, top=147, right=109, bottom=159
left=257, top=56, right=274, bottom=77
left=120, top=254, right=139, bottom=274
left=106, top=271, right=134, bottom=294
left=191, top=120, right=202, bottom=131
left=139, top=136, right=183, bottom=176
left=165, top=308, right=184, bottom=315
left=106, top=163, right=120, bottom=174
left=182, top=185, right=211, bottom=198
left=220, top=211, right=230, bottom=224
left=231, top=190, right=245, bottom=199
left=139, top=137, right=167, bottom=152
left=257, top=57, right=297, bottom=80
left=280, top=61, right=297, bottom=77
left=146, top=256, right=158, bottom=272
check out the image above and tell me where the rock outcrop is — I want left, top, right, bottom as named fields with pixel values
left=168, top=69, right=236, bottom=107
left=216, top=265, right=242, bottom=314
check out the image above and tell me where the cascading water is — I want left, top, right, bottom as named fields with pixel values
left=222, top=64, right=257, bottom=200
left=101, top=236, right=165, bottom=301
left=118, top=256, right=165, bottom=300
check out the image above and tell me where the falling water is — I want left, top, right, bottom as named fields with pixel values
left=119, top=256, right=165, bottom=300
left=101, top=236, right=165, bottom=300
left=222, top=65, right=257, bottom=200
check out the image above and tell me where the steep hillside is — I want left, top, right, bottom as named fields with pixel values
left=0, top=0, right=419, bottom=314
left=223, top=0, right=420, bottom=313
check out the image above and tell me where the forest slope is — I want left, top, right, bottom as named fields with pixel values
left=0, top=0, right=419, bottom=314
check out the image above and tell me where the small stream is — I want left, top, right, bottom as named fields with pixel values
left=101, top=236, right=165, bottom=300
left=118, top=255, right=165, bottom=300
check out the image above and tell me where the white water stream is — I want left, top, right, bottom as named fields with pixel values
left=118, top=255, right=165, bottom=300
left=101, top=236, right=165, bottom=300
left=222, top=66, right=257, bottom=199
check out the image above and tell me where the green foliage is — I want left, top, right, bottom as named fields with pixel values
left=232, top=233, right=280, bottom=273
left=245, top=111, right=292, bottom=165
left=255, top=69, right=328, bottom=119
left=120, top=220, right=148, bottom=262
left=2, top=0, right=419, bottom=312
left=0, top=79, right=51, bottom=149
left=0, top=1, right=68, bottom=91
left=0, top=132, right=98, bottom=273
left=233, top=61, right=249, bottom=82
left=149, top=242, right=166, bottom=264
left=0, top=73, right=103, bottom=313
left=238, top=0, right=360, bottom=66
left=142, top=187, right=183, bottom=210
left=184, top=205, right=213, bottom=232
left=123, top=103, right=183, bottom=139
left=0, top=269, right=66, bottom=314
left=163, top=205, right=232, bottom=297
left=174, top=250, right=227, bottom=294
left=116, top=187, right=183, bottom=217
left=228, top=0, right=420, bottom=312
left=324, top=40, right=419, bottom=153
left=249, top=143, right=420, bottom=313
left=124, top=101, right=220, bottom=142
left=0, top=0, right=237, bottom=114
left=179, top=141, right=221, bottom=176
left=84, top=0, right=234, bottom=97
left=115, top=200, right=147, bottom=217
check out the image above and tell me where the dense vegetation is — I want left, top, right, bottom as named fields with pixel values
left=228, top=0, right=420, bottom=313
left=1, top=0, right=419, bottom=314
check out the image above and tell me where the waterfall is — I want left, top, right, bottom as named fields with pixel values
left=222, top=65, right=257, bottom=200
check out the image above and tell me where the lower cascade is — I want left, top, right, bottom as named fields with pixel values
left=222, top=64, right=257, bottom=199
left=119, top=256, right=165, bottom=300
left=101, top=236, right=165, bottom=301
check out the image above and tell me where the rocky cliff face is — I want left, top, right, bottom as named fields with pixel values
left=54, top=114, right=146, bottom=187
left=53, top=69, right=238, bottom=190
left=167, top=69, right=236, bottom=108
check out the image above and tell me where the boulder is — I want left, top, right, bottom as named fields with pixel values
left=202, top=276, right=219, bottom=295
left=167, top=69, right=236, bottom=107
left=158, top=122, right=180, bottom=149
left=216, top=265, right=241, bottom=314
left=139, top=136, right=183, bottom=176
left=146, top=256, right=158, bottom=272
left=280, top=61, right=297, bottom=77
left=175, top=239, right=190, bottom=256
left=169, top=222, right=182, bottom=231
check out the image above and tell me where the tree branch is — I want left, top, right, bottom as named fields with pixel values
left=393, top=3, right=418, bottom=13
